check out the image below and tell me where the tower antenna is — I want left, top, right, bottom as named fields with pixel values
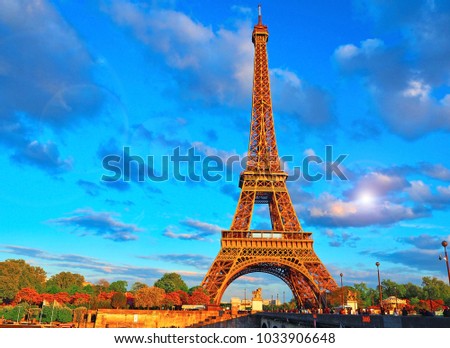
left=258, top=4, right=262, bottom=24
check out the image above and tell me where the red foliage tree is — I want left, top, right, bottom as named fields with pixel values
left=98, top=291, right=115, bottom=301
left=54, top=292, right=70, bottom=304
left=125, top=292, right=135, bottom=307
left=163, top=292, right=182, bottom=308
left=14, top=287, right=42, bottom=305
left=187, top=288, right=210, bottom=305
left=71, top=292, right=91, bottom=306
left=174, top=290, right=189, bottom=305
left=41, top=293, right=55, bottom=304
left=418, top=299, right=444, bottom=311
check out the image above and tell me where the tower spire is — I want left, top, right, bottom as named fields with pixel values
left=258, top=4, right=262, bottom=24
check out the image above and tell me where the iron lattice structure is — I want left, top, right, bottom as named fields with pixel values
left=202, top=8, right=337, bottom=307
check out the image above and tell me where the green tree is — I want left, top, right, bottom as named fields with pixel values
left=111, top=292, right=127, bottom=309
left=56, top=307, right=73, bottom=323
left=0, top=259, right=46, bottom=301
left=154, top=273, right=188, bottom=293
left=155, top=278, right=175, bottom=293
left=353, top=282, right=372, bottom=307
left=46, top=272, right=85, bottom=292
left=95, top=279, right=110, bottom=294
left=67, top=284, right=85, bottom=295
left=381, top=279, right=406, bottom=298
left=109, top=280, right=128, bottom=293
left=422, top=277, right=450, bottom=303
left=0, top=304, right=29, bottom=322
left=188, top=286, right=202, bottom=295
left=82, top=284, right=95, bottom=296
left=131, top=282, right=148, bottom=293
left=404, top=282, right=423, bottom=299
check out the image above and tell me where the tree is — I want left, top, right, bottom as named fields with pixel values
left=67, top=285, right=84, bottom=295
left=135, top=286, right=165, bottom=309
left=96, top=291, right=114, bottom=309
left=82, top=284, right=95, bottom=295
left=0, top=259, right=46, bottom=301
left=154, top=273, right=188, bottom=293
left=109, top=280, right=128, bottom=293
left=353, top=283, right=373, bottom=307
left=404, top=282, right=423, bottom=299
left=54, top=292, right=71, bottom=304
left=381, top=279, right=405, bottom=298
left=131, top=282, right=148, bottom=293
left=174, top=290, right=189, bottom=305
left=41, top=293, right=55, bottom=304
left=111, top=292, right=127, bottom=309
left=188, top=288, right=210, bottom=305
left=14, top=288, right=42, bottom=305
left=163, top=292, right=182, bottom=308
left=1, top=304, right=29, bottom=322
left=71, top=293, right=91, bottom=306
left=422, top=277, right=450, bottom=304
left=73, top=306, right=88, bottom=326
left=188, top=286, right=202, bottom=295
left=95, top=279, right=110, bottom=294
left=56, top=307, right=73, bottom=323
left=46, top=272, right=85, bottom=292
left=154, top=278, right=175, bottom=293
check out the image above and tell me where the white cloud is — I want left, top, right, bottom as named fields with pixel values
left=334, top=39, right=384, bottom=62
left=335, top=44, right=359, bottom=60
left=402, top=79, right=431, bottom=100
left=301, top=192, right=419, bottom=228
left=271, top=68, right=301, bottom=88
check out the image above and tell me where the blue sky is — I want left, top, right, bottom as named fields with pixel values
left=1, top=0, right=450, bottom=302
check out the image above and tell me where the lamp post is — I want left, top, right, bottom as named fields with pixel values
left=394, top=287, right=398, bottom=311
left=16, top=306, right=21, bottom=323
left=376, top=262, right=383, bottom=314
left=439, top=241, right=450, bottom=286
left=50, top=300, right=56, bottom=326
left=340, top=273, right=344, bottom=308
left=244, top=288, right=246, bottom=307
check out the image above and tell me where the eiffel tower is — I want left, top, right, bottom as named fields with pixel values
left=202, top=6, right=337, bottom=307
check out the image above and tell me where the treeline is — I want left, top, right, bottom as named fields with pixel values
left=0, top=259, right=209, bottom=323
left=269, top=277, right=450, bottom=313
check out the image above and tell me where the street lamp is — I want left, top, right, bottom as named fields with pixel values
left=376, top=262, right=383, bottom=314
left=16, top=306, right=21, bottom=323
left=394, top=287, right=398, bottom=311
left=340, top=273, right=344, bottom=308
left=439, top=241, right=450, bottom=286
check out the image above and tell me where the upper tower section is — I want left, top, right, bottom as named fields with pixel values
left=252, top=4, right=269, bottom=43
left=246, top=5, right=281, bottom=173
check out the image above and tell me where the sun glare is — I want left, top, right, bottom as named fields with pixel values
left=358, top=191, right=375, bottom=205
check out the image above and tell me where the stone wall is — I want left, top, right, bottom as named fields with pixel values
left=200, top=314, right=260, bottom=328
left=95, top=309, right=220, bottom=328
